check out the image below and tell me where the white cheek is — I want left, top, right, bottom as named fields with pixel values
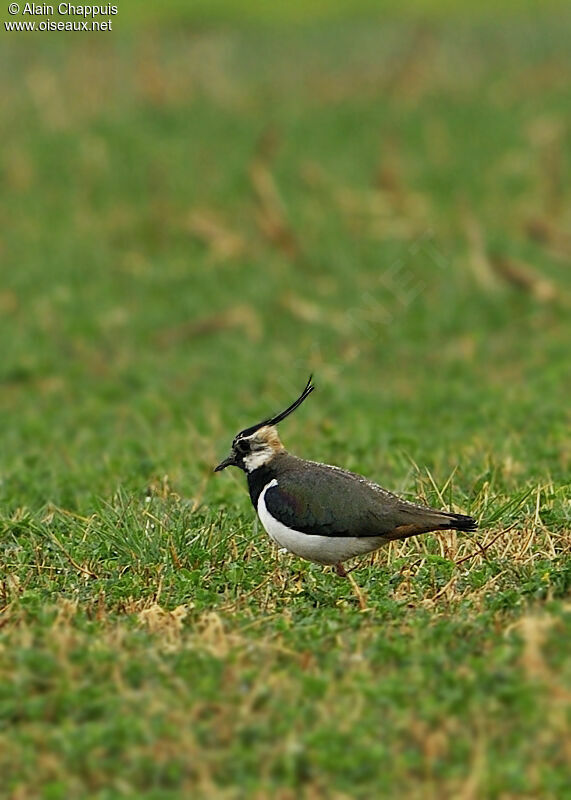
left=243, top=449, right=274, bottom=472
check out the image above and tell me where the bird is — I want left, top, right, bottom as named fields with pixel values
left=214, top=376, right=477, bottom=583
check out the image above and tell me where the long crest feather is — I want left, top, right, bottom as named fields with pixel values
left=236, top=375, right=315, bottom=439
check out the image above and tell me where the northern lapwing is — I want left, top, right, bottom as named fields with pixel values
left=215, top=376, right=477, bottom=587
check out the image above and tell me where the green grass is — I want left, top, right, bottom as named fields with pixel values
left=1, top=7, right=571, bottom=799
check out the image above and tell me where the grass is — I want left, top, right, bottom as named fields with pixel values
left=1, top=6, right=570, bottom=799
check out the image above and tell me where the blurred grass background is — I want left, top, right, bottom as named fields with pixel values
left=1, top=1, right=570, bottom=798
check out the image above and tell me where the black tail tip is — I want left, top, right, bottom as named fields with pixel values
left=451, top=513, right=478, bottom=532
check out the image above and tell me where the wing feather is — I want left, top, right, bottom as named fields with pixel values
left=263, top=467, right=403, bottom=537
left=262, top=458, right=475, bottom=539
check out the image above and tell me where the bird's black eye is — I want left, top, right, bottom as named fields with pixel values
left=234, top=438, right=249, bottom=454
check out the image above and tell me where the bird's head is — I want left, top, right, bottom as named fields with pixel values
left=214, top=376, right=315, bottom=474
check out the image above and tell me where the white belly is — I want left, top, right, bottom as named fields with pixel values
left=257, top=479, right=387, bottom=565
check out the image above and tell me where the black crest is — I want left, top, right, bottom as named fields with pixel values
left=235, top=375, right=315, bottom=440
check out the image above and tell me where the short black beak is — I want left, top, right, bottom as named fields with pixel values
left=214, top=453, right=236, bottom=472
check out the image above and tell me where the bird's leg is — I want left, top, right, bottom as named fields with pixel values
left=348, top=573, right=368, bottom=611
left=334, top=562, right=347, bottom=577
left=334, top=562, right=368, bottom=611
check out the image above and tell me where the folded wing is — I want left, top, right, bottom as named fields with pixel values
left=264, top=463, right=476, bottom=539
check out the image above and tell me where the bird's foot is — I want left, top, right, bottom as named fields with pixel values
left=334, top=562, right=368, bottom=611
